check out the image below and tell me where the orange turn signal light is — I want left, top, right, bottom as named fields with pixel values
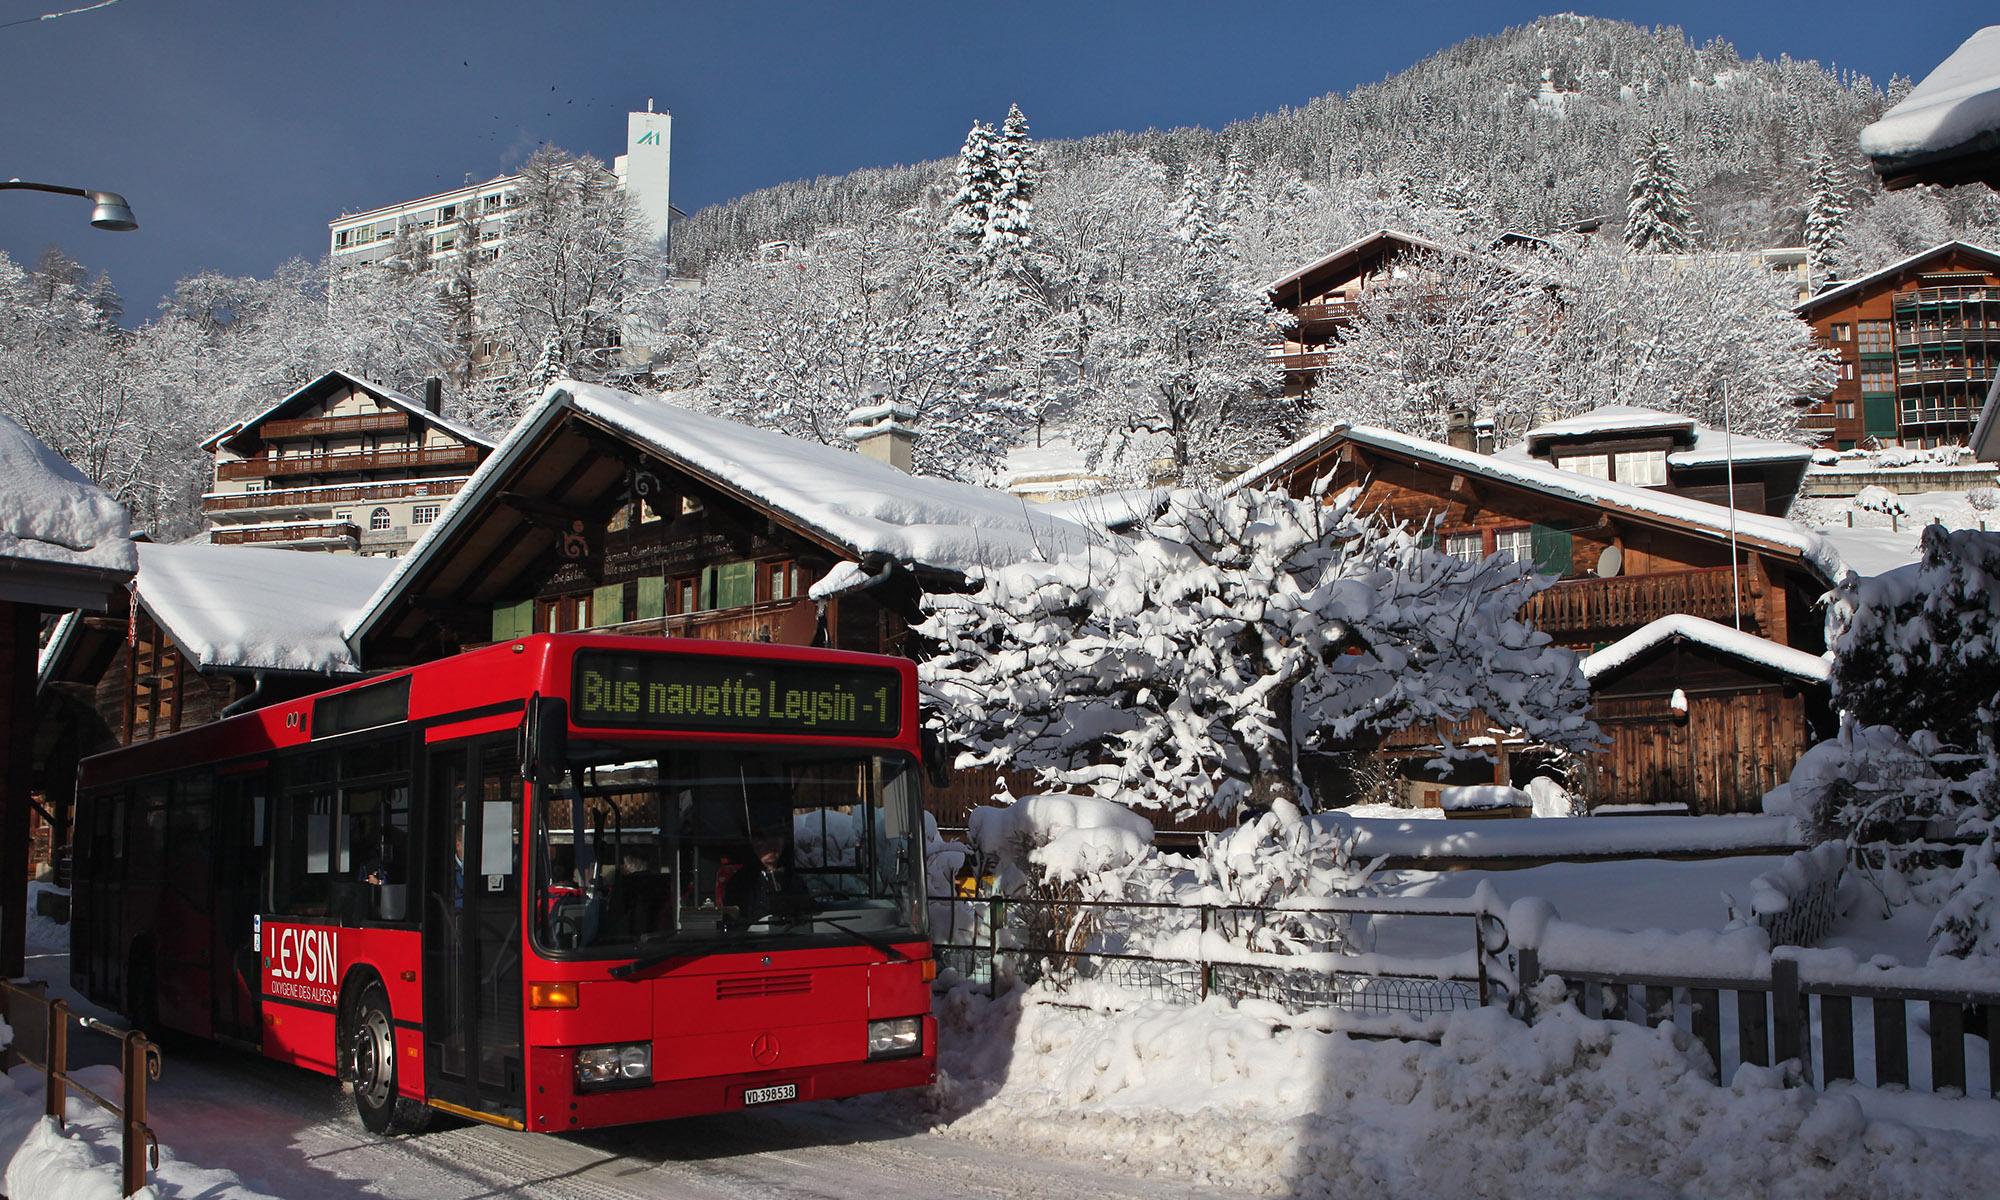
left=919, top=959, right=938, bottom=983
left=530, top=982, right=580, bottom=1009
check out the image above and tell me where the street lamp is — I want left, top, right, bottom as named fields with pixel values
left=2, top=178, right=137, bottom=231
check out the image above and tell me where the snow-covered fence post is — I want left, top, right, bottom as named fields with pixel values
left=1771, top=956, right=1808, bottom=1084
left=1198, top=904, right=1212, bottom=1002
left=1515, top=947, right=1541, bottom=1020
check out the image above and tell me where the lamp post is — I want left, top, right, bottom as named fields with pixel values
left=2, top=179, right=138, bottom=231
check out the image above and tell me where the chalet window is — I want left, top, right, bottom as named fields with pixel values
left=1836, top=400, right=1857, bottom=420
left=701, top=561, right=756, bottom=609
left=1830, top=322, right=1851, bottom=342
left=1858, top=321, right=1892, bottom=353
left=1529, top=524, right=1573, bottom=577
left=1492, top=528, right=1533, bottom=565
left=634, top=576, right=666, bottom=620
left=411, top=504, right=441, bottom=525
left=335, top=230, right=350, bottom=247
left=335, top=510, right=352, bottom=522
left=440, top=204, right=456, bottom=221
left=1443, top=532, right=1482, bottom=564
left=763, top=560, right=800, bottom=602
left=369, top=507, right=392, bottom=531
left=1560, top=453, right=1610, bottom=480
left=1859, top=362, right=1894, bottom=393
left=671, top=575, right=699, bottom=614
left=1612, top=450, right=1666, bottom=487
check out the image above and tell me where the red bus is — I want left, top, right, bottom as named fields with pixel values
left=71, top=633, right=938, bottom=1134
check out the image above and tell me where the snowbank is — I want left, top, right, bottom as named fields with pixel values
left=968, top=794, right=1155, bottom=885
left=0, top=414, right=135, bottom=576
left=1323, top=812, right=1802, bottom=861
left=1438, top=785, right=1528, bottom=812
left=930, top=986, right=2000, bottom=1197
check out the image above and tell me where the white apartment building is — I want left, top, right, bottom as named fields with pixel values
left=328, top=107, right=679, bottom=268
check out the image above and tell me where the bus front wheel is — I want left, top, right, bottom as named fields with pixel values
left=346, top=982, right=431, bottom=1136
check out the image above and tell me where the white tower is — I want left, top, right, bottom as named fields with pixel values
left=616, top=104, right=674, bottom=251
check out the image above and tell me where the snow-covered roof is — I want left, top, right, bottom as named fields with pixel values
left=1803, top=527, right=1923, bottom=580
left=1580, top=614, right=1832, bottom=685
left=135, top=542, right=395, bottom=675
left=1032, top=487, right=1167, bottom=532
left=345, top=382, right=1105, bottom=647
left=1232, top=422, right=1868, bottom=581
left=1795, top=240, right=2000, bottom=314
left=0, top=413, right=136, bottom=581
left=1859, top=26, right=2000, bottom=162
left=1264, top=228, right=1456, bottom=297
left=200, top=369, right=494, bottom=451
left=1665, top=427, right=1815, bottom=470
left=1524, top=405, right=1694, bottom=448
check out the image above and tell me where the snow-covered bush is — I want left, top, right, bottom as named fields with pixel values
left=1851, top=484, right=1906, bottom=517
left=919, top=486, right=1597, bottom=819
left=1190, top=799, right=1384, bottom=956
left=1968, top=486, right=1999, bottom=513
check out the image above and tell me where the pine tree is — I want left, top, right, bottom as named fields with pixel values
left=1804, top=149, right=1851, bottom=288
left=1624, top=129, right=1695, bottom=254
left=987, top=104, right=1041, bottom=260
left=1171, top=168, right=1223, bottom=258
left=947, top=121, right=1002, bottom=251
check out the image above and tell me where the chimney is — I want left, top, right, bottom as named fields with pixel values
left=422, top=377, right=443, bottom=414
left=844, top=392, right=918, bottom=473
left=1473, top=418, right=1496, bottom=455
left=1445, top=407, right=1477, bottom=452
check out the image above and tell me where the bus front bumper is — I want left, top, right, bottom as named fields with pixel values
left=526, top=1044, right=937, bottom=1131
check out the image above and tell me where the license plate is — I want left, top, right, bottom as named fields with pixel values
left=743, top=1083, right=797, bottom=1106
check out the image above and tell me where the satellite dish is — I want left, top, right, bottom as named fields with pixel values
left=1596, top=545, right=1623, bottom=578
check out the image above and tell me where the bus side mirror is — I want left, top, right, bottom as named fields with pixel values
left=521, top=696, right=569, bottom=786
left=920, top=727, right=952, bottom=790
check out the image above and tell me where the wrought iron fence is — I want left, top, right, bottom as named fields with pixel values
left=934, top=894, right=1506, bottom=1023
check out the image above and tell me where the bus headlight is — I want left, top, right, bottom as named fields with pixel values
left=866, top=1017, right=922, bottom=1060
left=575, top=1042, right=651, bottom=1089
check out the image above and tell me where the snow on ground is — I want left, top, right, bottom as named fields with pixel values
left=933, top=984, right=2000, bottom=1199
left=1327, top=812, right=1800, bottom=861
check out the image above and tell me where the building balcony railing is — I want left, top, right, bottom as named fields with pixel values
left=1895, top=323, right=2000, bottom=347
left=210, top=521, right=359, bottom=547
left=1292, top=300, right=1360, bottom=324
left=214, top=444, right=483, bottom=481
left=258, top=410, right=412, bottom=440
left=1522, top=567, right=1758, bottom=638
left=1897, top=406, right=1977, bottom=426
left=1895, top=366, right=1995, bottom=387
left=1894, top=286, right=1999, bottom=308
left=474, top=598, right=815, bottom=651
left=1266, top=348, right=1333, bottom=371
left=201, top=476, right=469, bottom=513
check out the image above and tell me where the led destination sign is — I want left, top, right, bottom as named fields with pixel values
left=571, top=650, right=902, bottom=737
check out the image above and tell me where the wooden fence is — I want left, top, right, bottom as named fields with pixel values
left=0, top=978, right=162, bottom=1197
left=1518, top=949, right=1999, bottom=1099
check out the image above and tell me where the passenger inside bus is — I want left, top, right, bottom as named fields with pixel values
left=722, top=835, right=806, bottom=924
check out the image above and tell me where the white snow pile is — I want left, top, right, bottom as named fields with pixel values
left=968, top=794, right=1155, bottom=888
left=1438, top=784, right=1528, bottom=812
left=1861, top=25, right=2000, bottom=159
left=1325, top=811, right=1803, bottom=861
left=929, top=984, right=2000, bottom=1198
left=1732, top=842, right=1849, bottom=923
left=1526, top=775, right=1575, bottom=818
left=0, top=1043, right=278, bottom=1200
left=134, top=542, right=394, bottom=674
left=0, top=414, right=135, bottom=576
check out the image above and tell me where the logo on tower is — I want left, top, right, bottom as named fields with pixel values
left=637, top=130, right=661, bottom=146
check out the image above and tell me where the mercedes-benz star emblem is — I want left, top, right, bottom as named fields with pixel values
left=751, top=1032, right=780, bottom=1066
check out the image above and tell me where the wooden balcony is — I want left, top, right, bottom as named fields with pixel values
left=1292, top=300, right=1360, bottom=324
left=476, top=599, right=817, bottom=651
left=210, top=521, right=359, bottom=546
left=1522, top=568, right=1758, bottom=638
left=258, top=410, right=411, bottom=440
left=1266, top=348, right=1333, bottom=371
left=202, top=477, right=469, bottom=513
left=215, top=444, right=483, bottom=481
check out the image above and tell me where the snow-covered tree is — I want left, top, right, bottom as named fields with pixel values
left=947, top=120, right=1002, bottom=253
left=989, top=104, right=1041, bottom=261
left=1804, top=149, right=1851, bottom=287
left=1624, top=129, right=1696, bottom=253
left=917, top=487, right=1597, bottom=818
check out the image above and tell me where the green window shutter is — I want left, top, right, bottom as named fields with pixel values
left=699, top=565, right=717, bottom=610
left=1417, top=529, right=1437, bottom=552
left=634, top=576, right=666, bottom=620
left=591, top=583, right=625, bottom=627
left=717, top=561, right=755, bottom=608
left=491, top=598, right=532, bottom=641
left=1529, top=525, right=1572, bottom=577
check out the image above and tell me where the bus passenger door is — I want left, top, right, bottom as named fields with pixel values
left=213, top=771, right=267, bottom=1045
left=422, top=738, right=525, bottom=1121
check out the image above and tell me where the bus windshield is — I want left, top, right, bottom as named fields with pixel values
left=533, top=744, right=925, bottom=956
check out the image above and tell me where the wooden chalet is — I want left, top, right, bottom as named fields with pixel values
left=340, top=381, right=1101, bottom=821
left=1264, top=229, right=1470, bottom=395
left=1236, top=414, right=1845, bottom=814
left=1795, top=242, right=2000, bottom=450
left=201, top=370, right=494, bottom=556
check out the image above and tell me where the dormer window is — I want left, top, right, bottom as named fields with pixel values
left=1613, top=450, right=1667, bottom=487
left=1559, top=452, right=1610, bottom=480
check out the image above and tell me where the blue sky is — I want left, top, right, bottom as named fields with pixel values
left=1, top=2, right=1988, bottom=316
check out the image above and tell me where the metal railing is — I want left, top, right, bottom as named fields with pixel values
left=0, top=979, right=161, bottom=1197
left=934, top=894, right=1509, bottom=1025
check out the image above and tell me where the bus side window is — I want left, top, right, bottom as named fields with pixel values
left=168, top=774, right=215, bottom=906
left=129, top=781, right=169, bottom=883
left=274, top=751, right=337, bottom=917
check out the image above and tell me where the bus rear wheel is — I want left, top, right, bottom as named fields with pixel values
left=347, top=982, right=431, bottom=1136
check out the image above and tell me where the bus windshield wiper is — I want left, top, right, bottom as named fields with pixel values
left=780, top=912, right=909, bottom=960
left=608, top=935, right=749, bottom=979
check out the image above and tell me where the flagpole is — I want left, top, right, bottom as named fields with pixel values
left=1724, top=380, right=1742, bottom=631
